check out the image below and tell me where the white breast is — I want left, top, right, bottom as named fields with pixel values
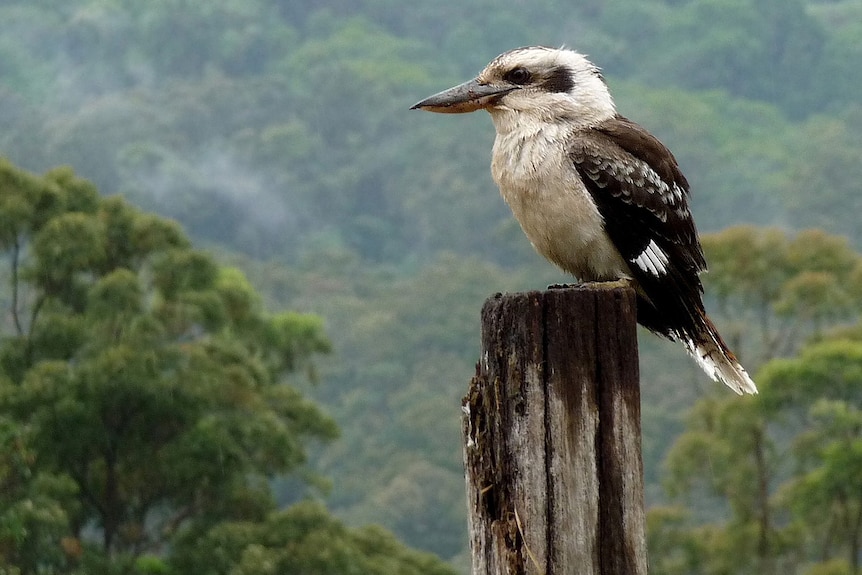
left=489, top=122, right=630, bottom=281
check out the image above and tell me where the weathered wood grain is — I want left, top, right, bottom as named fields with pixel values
left=462, top=284, right=645, bottom=575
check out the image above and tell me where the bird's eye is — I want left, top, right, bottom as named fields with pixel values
left=504, top=67, right=531, bottom=85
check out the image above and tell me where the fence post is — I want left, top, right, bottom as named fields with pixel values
left=462, top=284, right=646, bottom=574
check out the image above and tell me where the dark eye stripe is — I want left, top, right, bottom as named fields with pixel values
left=542, top=66, right=574, bottom=93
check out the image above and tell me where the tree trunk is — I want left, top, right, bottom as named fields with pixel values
left=462, top=284, right=646, bottom=575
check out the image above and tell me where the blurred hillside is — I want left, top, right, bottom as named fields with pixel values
left=2, top=0, right=862, bottom=569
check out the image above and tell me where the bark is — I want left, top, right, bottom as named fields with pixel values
left=462, top=284, right=645, bottom=574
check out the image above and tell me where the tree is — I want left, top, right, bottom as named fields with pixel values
left=291, top=252, right=531, bottom=561
left=170, top=501, right=456, bottom=575
left=0, top=159, right=339, bottom=569
left=660, top=395, right=789, bottom=575
left=700, top=226, right=862, bottom=366
left=640, top=0, right=826, bottom=116
left=653, top=226, right=862, bottom=575
left=0, top=415, right=78, bottom=572
left=6, top=1, right=862, bottom=568
left=655, top=334, right=862, bottom=574
left=782, top=112, right=862, bottom=247
left=760, top=339, right=862, bottom=574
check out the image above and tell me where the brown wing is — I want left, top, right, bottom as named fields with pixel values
left=569, top=115, right=708, bottom=338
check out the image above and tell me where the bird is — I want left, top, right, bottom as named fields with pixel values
left=411, top=46, right=757, bottom=395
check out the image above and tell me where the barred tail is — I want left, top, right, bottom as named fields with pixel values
left=683, top=313, right=757, bottom=395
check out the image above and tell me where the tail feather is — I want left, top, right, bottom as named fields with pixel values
left=683, top=315, right=757, bottom=395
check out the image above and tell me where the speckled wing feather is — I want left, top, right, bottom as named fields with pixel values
left=569, top=115, right=707, bottom=338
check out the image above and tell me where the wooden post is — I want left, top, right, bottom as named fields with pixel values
left=462, top=284, right=645, bottom=575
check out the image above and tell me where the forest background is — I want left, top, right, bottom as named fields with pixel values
left=2, top=0, right=862, bottom=573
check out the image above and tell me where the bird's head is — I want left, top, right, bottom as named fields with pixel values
left=411, top=46, right=616, bottom=128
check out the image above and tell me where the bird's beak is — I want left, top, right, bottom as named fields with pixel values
left=410, top=78, right=515, bottom=113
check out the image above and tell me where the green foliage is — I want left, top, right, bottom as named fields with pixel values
left=0, top=162, right=458, bottom=574
left=8, top=0, right=861, bottom=263
left=171, top=501, right=456, bottom=575
left=3, top=0, right=862, bottom=570
left=0, top=158, right=66, bottom=247
left=0, top=416, right=78, bottom=572
left=701, top=226, right=862, bottom=366
left=803, top=560, right=855, bottom=575
left=782, top=112, right=862, bottom=243
left=654, top=224, right=862, bottom=574
left=659, top=334, right=862, bottom=573
left=759, top=340, right=862, bottom=573
left=284, top=252, right=533, bottom=560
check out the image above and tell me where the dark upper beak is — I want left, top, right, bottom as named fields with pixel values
left=410, top=78, right=516, bottom=113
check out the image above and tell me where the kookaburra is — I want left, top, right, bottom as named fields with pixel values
left=411, top=46, right=756, bottom=395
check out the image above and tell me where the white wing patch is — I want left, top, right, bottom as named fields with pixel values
left=632, top=239, right=669, bottom=276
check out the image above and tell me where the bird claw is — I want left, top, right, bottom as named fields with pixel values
left=547, top=279, right=634, bottom=291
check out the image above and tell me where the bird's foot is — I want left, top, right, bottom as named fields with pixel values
left=591, top=278, right=635, bottom=290
left=547, top=279, right=634, bottom=291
